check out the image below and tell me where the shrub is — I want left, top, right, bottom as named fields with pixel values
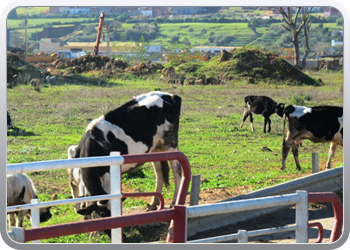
left=290, top=92, right=312, bottom=105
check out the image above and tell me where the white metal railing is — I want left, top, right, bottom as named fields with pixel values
left=7, top=152, right=123, bottom=243
left=187, top=190, right=309, bottom=243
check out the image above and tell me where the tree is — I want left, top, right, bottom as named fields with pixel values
left=248, top=18, right=259, bottom=34
left=301, top=8, right=314, bottom=69
left=278, top=7, right=313, bottom=69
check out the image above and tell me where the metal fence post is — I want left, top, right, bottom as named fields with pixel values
left=110, top=151, right=122, bottom=243
left=8, top=227, right=25, bottom=243
left=30, top=199, right=40, bottom=243
left=296, top=190, right=309, bottom=243
left=312, top=153, right=319, bottom=173
left=238, top=230, right=248, bottom=243
left=190, top=175, right=201, bottom=206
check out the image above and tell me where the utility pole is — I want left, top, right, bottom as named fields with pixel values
left=107, top=24, right=110, bottom=57
left=24, top=18, right=27, bottom=62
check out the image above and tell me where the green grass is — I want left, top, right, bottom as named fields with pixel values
left=7, top=70, right=343, bottom=243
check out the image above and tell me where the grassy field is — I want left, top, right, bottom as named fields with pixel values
left=6, top=70, right=343, bottom=243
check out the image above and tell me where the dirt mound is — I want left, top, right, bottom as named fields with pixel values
left=171, top=48, right=320, bottom=86
left=7, top=52, right=41, bottom=86
left=53, top=54, right=128, bottom=74
left=224, top=48, right=319, bottom=85
left=125, top=62, right=164, bottom=76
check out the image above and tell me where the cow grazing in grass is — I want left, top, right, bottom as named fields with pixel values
left=240, top=95, right=284, bottom=133
left=281, top=105, right=343, bottom=170
left=7, top=173, right=52, bottom=227
left=72, top=91, right=182, bottom=220
left=7, top=111, right=13, bottom=129
left=67, top=145, right=112, bottom=214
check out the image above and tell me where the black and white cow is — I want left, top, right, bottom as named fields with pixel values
left=7, top=173, right=52, bottom=227
left=7, top=111, right=13, bottom=129
left=72, top=91, right=182, bottom=219
left=240, top=95, right=284, bottom=133
left=281, top=105, right=343, bottom=170
left=67, top=145, right=112, bottom=213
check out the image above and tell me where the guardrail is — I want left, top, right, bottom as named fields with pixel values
left=187, top=191, right=343, bottom=243
left=7, top=151, right=191, bottom=243
left=187, top=166, right=343, bottom=237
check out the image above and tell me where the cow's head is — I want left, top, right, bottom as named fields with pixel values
left=77, top=202, right=111, bottom=220
left=274, top=103, right=285, bottom=118
left=39, top=207, right=52, bottom=223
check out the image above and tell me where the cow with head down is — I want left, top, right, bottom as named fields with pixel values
left=71, top=91, right=182, bottom=222
left=7, top=173, right=52, bottom=228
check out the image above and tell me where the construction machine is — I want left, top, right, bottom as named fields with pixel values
left=94, top=12, right=105, bottom=56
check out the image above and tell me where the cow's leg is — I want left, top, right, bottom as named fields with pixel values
left=169, top=159, right=182, bottom=207
left=16, top=210, right=27, bottom=227
left=101, top=173, right=111, bottom=210
left=282, top=136, right=293, bottom=170
left=291, top=143, right=302, bottom=171
left=263, top=118, right=267, bottom=133
left=8, top=213, right=16, bottom=228
left=69, top=179, right=81, bottom=213
left=267, top=117, right=272, bottom=133
left=249, top=113, right=254, bottom=132
left=148, top=161, right=164, bottom=211
left=240, top=109, right=249, bottom=128
left=326, top=142, right=338, bottom=169
left=81, top=168, right=108, bottom=206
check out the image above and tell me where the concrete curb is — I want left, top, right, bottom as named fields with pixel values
left=187, top=167, right=343, bottom=237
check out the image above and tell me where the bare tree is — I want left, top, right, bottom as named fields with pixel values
left=278, top=7, right=313, bottom=69
left=301, top=8, right=314, bottom=69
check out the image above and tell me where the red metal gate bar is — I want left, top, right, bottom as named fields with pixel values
left=123, top=152, right=192, bottom=243
left=308, top=222, right=324, bottom=243
left=24, top=208, right=177, bottom=242
left=122, top=151, right=191, bottom=206
left=308, top=192, right=343, bottom=242
left=21, top=152, right=191, bottom=243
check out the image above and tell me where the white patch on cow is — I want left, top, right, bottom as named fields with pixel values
left=92, top=118, right=149, bottom=154
left=338, top=115, right=343, bottom=128
left=122, top=120, right=172, bottom=173
left=86, top=115, right=105, bottom=132
left=134, top=91, right=172, bottom=109
left=290, top=105, right=312, bottom=118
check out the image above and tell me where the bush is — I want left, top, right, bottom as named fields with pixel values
left=290, top=92, right=313, bottom=105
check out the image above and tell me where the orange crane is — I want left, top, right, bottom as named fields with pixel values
left=94, top=12, right=105, bottom=56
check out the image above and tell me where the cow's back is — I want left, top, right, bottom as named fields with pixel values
left=7, top=174, right=37, bottom=206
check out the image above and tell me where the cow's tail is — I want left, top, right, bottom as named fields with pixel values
left=282, top=113, right=287, bottom=146
left=161, top=161, right=170, bottom=187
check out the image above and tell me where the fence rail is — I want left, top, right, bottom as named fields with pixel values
left=7, top=151, right=191, bottom=243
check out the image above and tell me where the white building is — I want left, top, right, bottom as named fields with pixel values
left=140, top=10, right=153, bottom=16
left=331, top=40, right=343, bottom=46
left=145, top=45, right=161, bottom=53
left=59, top=7, right=90, bottom=14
